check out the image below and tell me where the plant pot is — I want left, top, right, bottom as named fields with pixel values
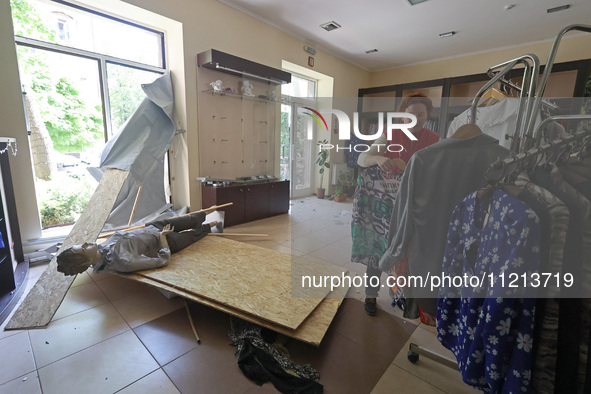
left=344, top=185, right=355, bottom=196
left=317, top=188, right=325, bottom=199
left=334, top=193, right=347, bottom=202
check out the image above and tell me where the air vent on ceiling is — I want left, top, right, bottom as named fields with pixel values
left=407, top=0, right=428, bottom=5
left=547, top=4, right=570, bottom=13
left=320, top=21, right=341, bottom=32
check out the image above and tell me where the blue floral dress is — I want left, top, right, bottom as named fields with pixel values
left=437, top=190, right=540, bottom=393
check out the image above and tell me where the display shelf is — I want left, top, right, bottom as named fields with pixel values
left=201, top=89, right=281, bottom=104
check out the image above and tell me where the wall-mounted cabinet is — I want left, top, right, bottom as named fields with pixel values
left=197, top=49, right=291, bottom=181
left=197, top=68, right=279, bottom=180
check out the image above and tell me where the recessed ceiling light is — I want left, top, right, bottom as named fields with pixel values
left=320, top=21, right=341, bottom=32
left=407, top=0, right=428, bottom=5
left=439, top=31, right=455, bottom=38
left=365, top=49, right=378, bottom=54
left=547, top=4, right=570, bottom=13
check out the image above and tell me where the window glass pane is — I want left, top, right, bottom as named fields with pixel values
left=107, top=63, right=162, bottom=133
left=11, top=0, right=163, bottom=67
left=16, top=45, right=103, bottom=227
left=281, top=75, right=316, bottom=98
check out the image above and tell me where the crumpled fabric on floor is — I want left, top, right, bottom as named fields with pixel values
left=229, top=318, right=323, bottom=394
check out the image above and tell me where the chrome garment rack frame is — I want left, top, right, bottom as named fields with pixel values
left=487, top=115, right=591, bottom=182
left=468, top=54, right=540, bottom=153
left=407, top=24, right=591, bottom=375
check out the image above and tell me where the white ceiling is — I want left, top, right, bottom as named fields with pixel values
left=218, top=0, right=591, bottom=71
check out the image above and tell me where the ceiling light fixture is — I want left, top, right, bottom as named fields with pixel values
left=320, top=21, right=341, bottom=32
left=407, top=0, right=429, bottom=5
left=365, top=49, right=378, bottom=54
left=439, top=31, right=455, bottom=38
left=547, top=4, right=570, bottom=13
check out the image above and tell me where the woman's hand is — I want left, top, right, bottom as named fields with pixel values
left=373, top=156, right=406, bottom=172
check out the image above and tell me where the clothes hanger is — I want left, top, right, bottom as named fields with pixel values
left=450, top=123, right=483, bottom=140
left=477, top=88, right=509, bottom=107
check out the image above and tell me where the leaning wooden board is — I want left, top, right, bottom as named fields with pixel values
left=132, top=236, right=345, bottom=330
left=6, top=169, right=129, bottom=330
left=120, top=270, right=350, bottom=346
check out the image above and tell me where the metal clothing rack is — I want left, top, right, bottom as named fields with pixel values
left=467, top=53, right=540, bottom=153
left=486, top=117, right=591, bottom=182
left=406, top=24, right=591, bottom=379
left=521, top=24, right=591, bottom=151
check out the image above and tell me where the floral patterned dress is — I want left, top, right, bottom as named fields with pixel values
left=437, top=190, right=540, bottom=393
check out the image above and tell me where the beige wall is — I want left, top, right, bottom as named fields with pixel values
left=370, top=34, right=591, bottom=87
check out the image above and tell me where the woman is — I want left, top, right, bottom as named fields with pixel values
left=351, top=93, right=440, bottom=316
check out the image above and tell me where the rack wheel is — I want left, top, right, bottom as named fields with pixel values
left=407, top=350, right=419, bottom=363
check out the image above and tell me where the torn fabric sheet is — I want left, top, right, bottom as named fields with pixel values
left=100, top=71, right=176, bottom=183
left=97, top=71, right=176, bottom=228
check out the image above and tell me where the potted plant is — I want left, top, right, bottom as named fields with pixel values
left=337, top=170, right=356, bottom=197
left=333, top=184, right=347, bottom=202
left=315, top=139, right=330, bottom=199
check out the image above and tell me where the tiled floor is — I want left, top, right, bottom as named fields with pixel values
left=0, top=196, right=477, bottom=393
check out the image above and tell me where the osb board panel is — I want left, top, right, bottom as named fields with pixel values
left=6, top=169, right=129, bottom=330
left=120, top=271, right=349, bottom=346
left=135, top=236, right=344, bottom=330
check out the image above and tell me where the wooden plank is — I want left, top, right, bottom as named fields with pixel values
left=120, top=271, right=350, bottom=346
left=6, top=169, right=129, bottom=330
left=134, top=236, right=345, bottom=330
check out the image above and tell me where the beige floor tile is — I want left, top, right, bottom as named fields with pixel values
left=116, top=369, right=180, bottom=394
left=332, top=235, right=353, bottom=250
left=371, top=364, right=445, bottom=394
left=112, top=287, right=184, bottom=328
left=86, top=268, right=115, bottom=282
left=0, top=332, right=36, bottom=385
left=52, top=282, right=110, bottom=321
left=0, top=328, right=22, bottom=341
left=281, top=235, right=327, bottom=254
left=0, top=371, right=41, bottom=394
left=308, top=243, right=352, bottom=267
left=29, top=303, right=130, bottom=368
left=95, top=275, right=150, bottom=302
left=37, top=330, right=159, bottom=394
left=393, top=326, right=479, bottom=394
left=419, top=321, right=438, bottom=334
left=306, top=227, right=348, bottom=244
left=71, top=271, right=93, bottom=288
left=0, top=303, right=24, bottom=341
left=27, top=264, right=49, bottom=282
